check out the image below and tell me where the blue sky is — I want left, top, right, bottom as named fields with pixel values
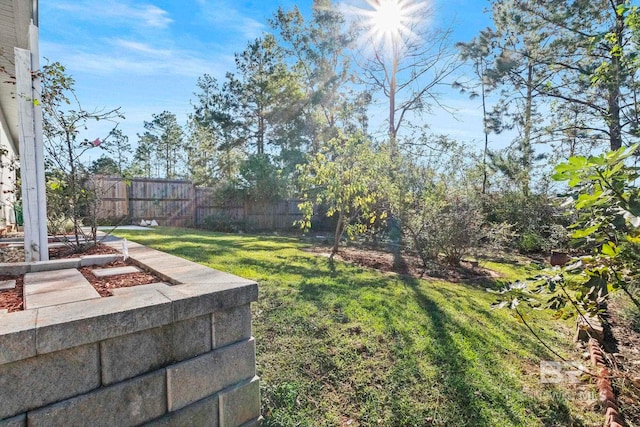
left=39, top=0, right=496, bottom=155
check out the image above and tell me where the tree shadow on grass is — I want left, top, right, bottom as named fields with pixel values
left=399, top=275, right=501, bottom=426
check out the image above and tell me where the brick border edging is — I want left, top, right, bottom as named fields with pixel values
left=588, top=338, right=626, bottom=427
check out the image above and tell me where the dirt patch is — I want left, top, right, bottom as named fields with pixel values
left=0, top=243, right=163, bottom=312
left=305, top=245, right=501, bottom=284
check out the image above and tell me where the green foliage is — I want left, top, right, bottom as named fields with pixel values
left=89, top=155, right=119, bottom=175
left=297, top=132, right=389, bottom=257
left=238, top=154, right=288, bottom=202
left=495, top=145, right=640, bottom=320
left=139, top=111, right=185, bottom=179
left=485, top=0, right=640, bottom=152
left=389, top=139, right=486, bottom=267
left=482, top=191, right=569, bottom=253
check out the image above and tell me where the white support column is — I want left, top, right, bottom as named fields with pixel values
left=15, top=42, right=48, bottom=261
left=29, top=22, right=48, bottom=260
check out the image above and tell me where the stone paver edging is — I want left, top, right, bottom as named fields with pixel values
left=589, top=338, right=626, bottom=427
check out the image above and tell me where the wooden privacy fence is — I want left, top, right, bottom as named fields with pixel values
left=94, top=176, right=303, bottom=230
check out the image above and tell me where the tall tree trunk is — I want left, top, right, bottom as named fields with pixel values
left=331, top=211, right=344, bottom=260
left=522, top=62, right=534, bottom=196
left=608, top=2, right=624, bottom=151
left=389, top=57, right=397, bottom=150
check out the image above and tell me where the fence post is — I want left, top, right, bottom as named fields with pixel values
left=190, top=182, right=197, bottom=227
left=127, top=180, right=133, bottom=224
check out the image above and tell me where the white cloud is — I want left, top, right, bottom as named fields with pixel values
left=196, top=0, right=265, bottom=40
left=49, top=1, right=173, bottom=29
left=40, top=40, right=225, bottom=79
left=111, top=39, right=173, bottom=57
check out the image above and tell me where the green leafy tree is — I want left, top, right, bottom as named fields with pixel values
left=89, top=156, right=119, bottom=175
left=550, top=145, right=640, bottom=312
left=238, top=153, right=287, bottom=203
left=297, top=131, right=389, bottom=259
left=229, top=34, right=305, bottom=158
left=486, top=0, right=640, bottom=153
left=142, top=111, right=185, bottom=179
left=131, top=136, right=154, bottom=178
left=190, top=74, right=244, bottom=183
left=494, top=146, right=640, bottom=325
left=390, top=137, right=485, bottom=267
left=104, top=129, right=132, bottom=175
left=271, top=0, right=369, bottom=152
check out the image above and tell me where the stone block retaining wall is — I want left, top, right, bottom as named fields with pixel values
left=0, top=241, right=260, bottom=426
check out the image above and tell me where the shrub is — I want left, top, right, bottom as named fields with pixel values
left=518, top=231, right=544, bottom=253
left=407, top=194, right=484, bottom=267
left=482, top=191, right=570, bottom=253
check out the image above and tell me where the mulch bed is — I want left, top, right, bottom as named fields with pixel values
left=0, top=243, right=163, bottom=312
left=305, top=245, right=502, bottom=283
left=0, top=275, right=24, bottom=312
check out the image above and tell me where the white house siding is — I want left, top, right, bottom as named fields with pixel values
left=0, top=108, right=17, bottom=226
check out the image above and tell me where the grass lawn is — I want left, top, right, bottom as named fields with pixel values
left=114, top=227, right=600, bottom=426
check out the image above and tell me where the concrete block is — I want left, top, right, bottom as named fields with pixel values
left=29, top=258, right=81, bottom=272
left=101, top=315, right=211, bottom=385
left=213, top=304, right=252, bottom=349
left=129, top=248, right=253, bottom=286
left=219, top=377, right=261, bottom=427
left=0, top=262, right=29, bottom=276
left=92, top=266, right=141, bottom=278
left=167, top=338, right=256, bottom=411
left=24, top=269, right=101, bottom=309
left=35, top=290, right=173, bottom=355
left=25, top=287, right=101, bottom=310
left=171, top=314, right=213, bottom=361
left=0, top=344, right=100, bottom=419
left=145, top=395, right=218, bottom=427
left=0, top=280, right=16, bottom=290
left=24, top=268, right=86, bottom=290
left=170, top=282, right=258, bottom=321
left=80, top=254, right=121, bottom=267
left=0, top=413, right=26, bottom=427
left=0, top=310, right=37, bottom=364
left=28, top=370, right=166, bottom=427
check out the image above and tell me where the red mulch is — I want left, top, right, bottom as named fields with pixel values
left=0, top=275, right=24, bottom=313
left=0, top=243, right=162, bottom=312
left=79, top=260, right=161, bottom=297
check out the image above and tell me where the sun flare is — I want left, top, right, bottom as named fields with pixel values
left=372, top=0, right=404, bottom=37
left=352, top=0, right=428, bottom=56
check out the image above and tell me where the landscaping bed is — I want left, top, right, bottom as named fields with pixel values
left=0, top=243, right=164, bottom=312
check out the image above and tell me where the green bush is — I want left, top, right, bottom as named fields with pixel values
left=483, top=192, right=570, bottom=253
left=518, top=231, right=544, bottom=253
